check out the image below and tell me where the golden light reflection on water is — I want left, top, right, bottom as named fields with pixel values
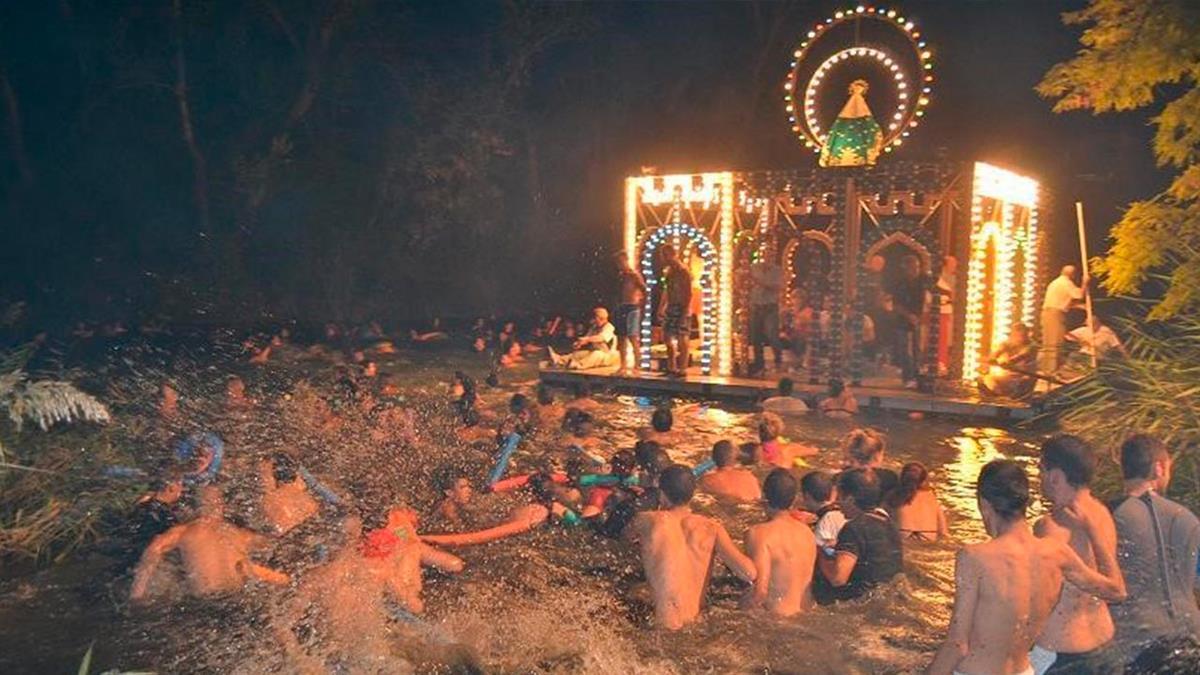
left=941, top=426, right=1044, bottom=542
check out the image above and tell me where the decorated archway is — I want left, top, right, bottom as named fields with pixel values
left=638, top=222, right=720, bottom=374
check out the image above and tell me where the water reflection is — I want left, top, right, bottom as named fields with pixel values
left=941, top=427, right=1044, bottom=542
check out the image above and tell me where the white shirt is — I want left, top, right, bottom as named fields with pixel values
left=761, top=396, right=809, bottom=415
left=1043, top=275, right=1084, bottom=311
left=814, top=508, right=848, bottom=548
left=1068, top=324, right=1122, bottom=357
left=579, top=322, right=616, bottom=352
left=937, top=271, right=955, bottom=315
left=749, top=261, right=783, bottom=306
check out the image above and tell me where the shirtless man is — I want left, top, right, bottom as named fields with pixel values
left=1032, top=435, right=1125, bottom=674
left=656, top=245, right=693, bottom=377
left=130, top=484, right=288, bottom=602
left=928, top=460, right=1125, bottom=675
left=699, top=440, right=762, bottom=503
left=423, top=474, right=577, bottom=547
left=743, top=468, right=814, bottom=617
left=615, top=252, right=649, bottom=374
left=363, top=505, right=465, bottom=614
left=627, top=464, right=756, bottom=629
left=260, top=453, right=319, bottom=535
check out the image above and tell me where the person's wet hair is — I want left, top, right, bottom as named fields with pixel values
left=837, top=468, right=882, bottom=510
left=433, top=465, right=466, bottom=494
left=610, top=449, right=636, bottom=477
left=634, top=440, right=663, bottom=470
left=711, top=440, right=735, bottom=468
left=536, top=383, right=554, bottom=406
left=1041, top=434, right=1095, bottom=487
left=800, top=470, right=835, bottom=504
left=659, top=464, right=696, bottom=507
left=889, top=462, right=929, bottom=508
left=567, top=410, right=593, bottom=437
left=977, top=459, right=1030, bottom=521
left=758, top=412, right=784, bottom=442
left=777, top=377, right=794, bottom=397
left=509, top=393, right=529, bottom=414
left=651, top=406, right=673, bottom=433
left=461, top=407, right=481, bottom=428
left=828, top=378, right=845, bottom=398
left=844, top=428, right=885, bottom=466
left=738, top=442, right=762, bottom=465
left=763, top=468, right=798, bottom=511
left=527, top=472, right=556, bottom=505
left=271, top=452, right=299, bottom=483
left=1120, top=434, right=1169, bottom=481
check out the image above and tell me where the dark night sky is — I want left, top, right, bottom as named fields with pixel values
left=0, top=0, right=1165, bottom=325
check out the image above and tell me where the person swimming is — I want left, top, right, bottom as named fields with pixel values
left=431, top=465, right=475, bottom=529
left=886, top=462, right=949, bottom=542
left=758, top=412, right=817, bottom=468
left=260, top=452, right=320, bottom=536
left=130, top=484, right=288, bottom=602
left=841, top=428, right=898, bottom=502
left=743, top=468, right=815, bottom=617
left=819, top=378, right=859, bottom=418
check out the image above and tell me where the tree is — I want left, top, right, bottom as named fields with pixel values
left=1037, top=0, right=1200, bottom=319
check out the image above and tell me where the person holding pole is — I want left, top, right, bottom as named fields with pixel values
left=1039, top=265, right=1086, bottom=378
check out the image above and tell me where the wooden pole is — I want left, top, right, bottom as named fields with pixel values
left=1075, top=202, right=1097, bottom=367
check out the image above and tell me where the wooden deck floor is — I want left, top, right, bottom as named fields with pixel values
left=538, top=366, right=1037, bottom=421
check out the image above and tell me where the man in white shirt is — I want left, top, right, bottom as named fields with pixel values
left=1067, top=316, right=1126, bottom=360
left=749, top=255, right=784, bottom=376
left=549, top=307, right=619, bottom=370
left=1039, top=265, right=1086, bottom=376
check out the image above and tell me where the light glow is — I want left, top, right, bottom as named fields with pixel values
left=961, top=162, right=1040, bottom=381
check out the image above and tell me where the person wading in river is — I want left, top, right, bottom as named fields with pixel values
left=928, top=459, right=1126, bottom=675
left=743, top=468, right=815, bottom=617
left=627, top=464, right=756, bottom=629
left=1031, top=435, right=1125, bottom=674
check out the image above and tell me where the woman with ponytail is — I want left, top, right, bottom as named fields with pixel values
left=887, top=462, right=949, bottom=541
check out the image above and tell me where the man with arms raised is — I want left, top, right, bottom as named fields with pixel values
left=743, top=468, right=815, bottom=617
left=1032, top=434, right=1125, bottom=674
left=928, top=460, right=1126, bottom=675
left=628, top=464, right=756, bottom=629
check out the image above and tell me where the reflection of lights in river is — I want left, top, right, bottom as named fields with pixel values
left=941, top=427, right=1043, bottom=541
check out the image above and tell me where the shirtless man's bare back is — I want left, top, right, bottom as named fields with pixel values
left=698, top=440, right=762, bottom=503
left=743, top=469, right=814, bottom=617
left=628, top=465, right=756, bottom=629
left=131, top=485, right=288, bottom=602
left=928, top=460, right=1125, bottom=675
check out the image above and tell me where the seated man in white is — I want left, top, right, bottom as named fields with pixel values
left=549, top=307, right=619, bottom=370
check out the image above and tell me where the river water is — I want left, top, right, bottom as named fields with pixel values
left=0, top=339, right=1050, bottom=673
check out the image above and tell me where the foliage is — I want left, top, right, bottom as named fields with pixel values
left=1038, top=0, right=1200, bottom=319
left=1052, top=313, right=1200, bottom=509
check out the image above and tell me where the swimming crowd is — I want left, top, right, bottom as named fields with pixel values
left=90, top=309, right=1195, bottom=675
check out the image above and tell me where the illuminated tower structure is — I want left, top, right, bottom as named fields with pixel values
left=622, top=6, right=1044, bottom=387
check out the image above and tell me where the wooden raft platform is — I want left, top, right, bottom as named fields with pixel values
left=538, top=367, right=1036, bottom=421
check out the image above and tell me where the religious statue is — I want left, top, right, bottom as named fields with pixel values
left=819, top=79, right=884, bottom=167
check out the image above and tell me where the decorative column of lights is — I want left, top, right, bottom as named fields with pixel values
left=784, top=6, right=934, bottom=156
left=717, top=172, right=735, bottom=375
left=732, top=229, right=756, bottom=374
left=1020, top=200, right=1040, bottom=328
left=926, top=253, right=943, bottom=381
left=961, top=162, right=1040, bottom=381
left=637, top=219, right=719, bottom=375
left=826, top=209, right=846, bottom=385
left=850, top=236, right=866, bottom=387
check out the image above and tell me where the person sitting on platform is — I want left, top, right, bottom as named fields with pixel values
left=819, top=378, right=859, bottom=418
left=980, top=323, right=1037, bottom=399
left=698, top=440, right=762, bottom=503
left=1065, top=315, right=1127, bottom=363
left=548, top=307, right=619, bottom=370
left=761, top=377, right=809, bottom=415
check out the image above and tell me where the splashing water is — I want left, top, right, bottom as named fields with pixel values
left=0, top=331, right=1052, bottom=673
